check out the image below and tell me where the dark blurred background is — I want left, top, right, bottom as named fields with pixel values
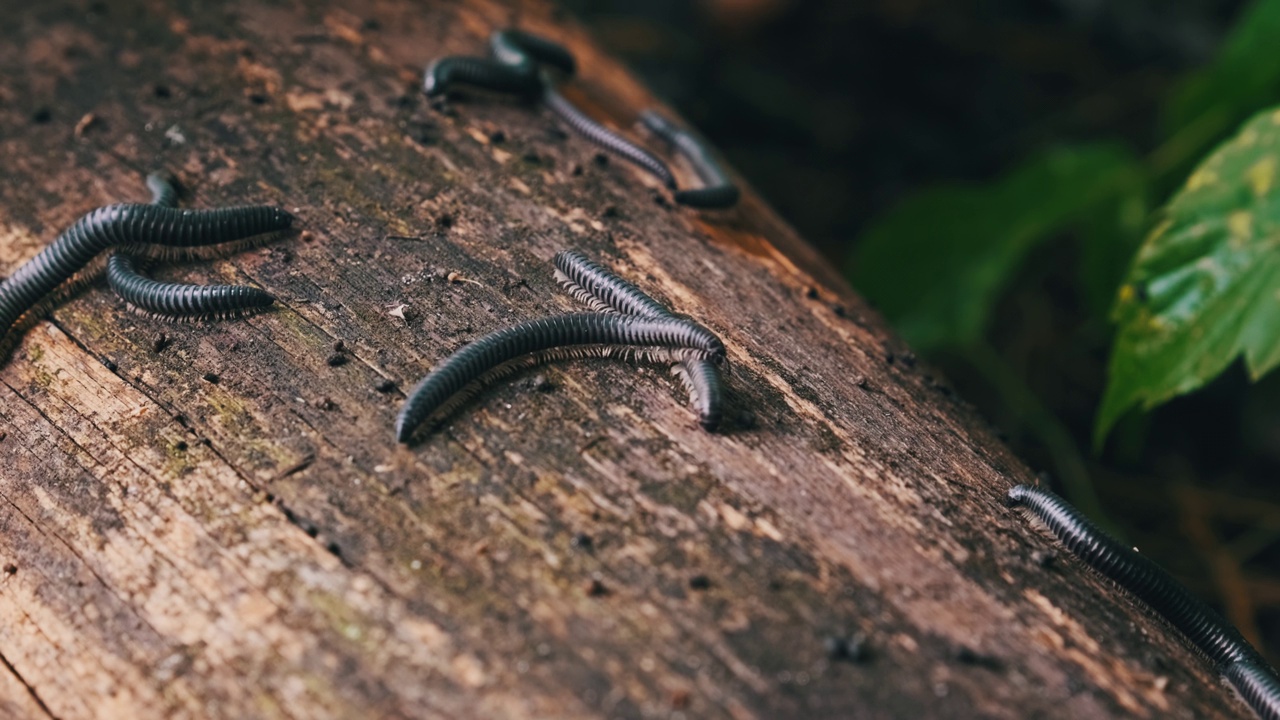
left=568, top=0, right=1239, bottom=255
left=566, top=0, right=1280, bottom=661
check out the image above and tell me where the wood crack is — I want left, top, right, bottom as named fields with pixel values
left=0, top=646, right=58, bottom=720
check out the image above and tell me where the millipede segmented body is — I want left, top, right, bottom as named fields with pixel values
left=552, top=250, right=670, bottom=318
left=553, top=250, right=724, bottom=429
left=639, top=110, right=740, bottom=208
left=106, top=254, right=274, bottom=322
left=1009, top=485, right=1280, bottom=717
left=410, top=344, right=707, bottom=435
left=105, top=174, right=279, bottom=322
left=541, top=87, right=677, bottom=190
left=1007, top=485, right=1257, bottom=668
left=422, top=56, right=542, bottom=99
left=489, top=29, right=576, bottom=77
left=425, top=30, right=737, bottom=198
left=396, top=312, right=723, bottom=442
left=0, top=203, right=293, bottom=346
left=671, top=360, right=724, bottom=430
left=1224, top=661, right=1280, bottom=720
left=473, top=28, right=678, bottom=190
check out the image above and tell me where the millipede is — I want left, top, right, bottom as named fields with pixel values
left=145, top=172, right=179, bottom=208
left=553, top=249, right=725, bottom=429
left=105, top=174, right=279, bottom=322
left=489, top=28, right=576, bottom=77
left=670, top=359, right=724, bottom=430
left=422, top=56, right=543, bottom=99
left=395, top=311, right=724, bottom=443
left=422, top=30, right=678, bottom=190
left=106, top=254, right=276, bottom=322
left=1224, top=661, right=1280, bottom=720
left=639, top=110, right=740, bottom=209
left=538, top=87, right=678, bottom=190
left=552, top=249, right=671, bottom=318
left=404, top=344, right=708, bottom=437
left=0, top=201, right=292, bottom=352
left=1006, top=484, right=1280, bottom=719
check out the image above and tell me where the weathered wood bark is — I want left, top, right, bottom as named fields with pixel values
left=0, top=1, right=1249, bottom=718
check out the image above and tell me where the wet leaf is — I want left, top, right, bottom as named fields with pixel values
left=1097, top=108, right=1280, bottom=446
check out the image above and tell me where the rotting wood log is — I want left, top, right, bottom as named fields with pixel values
left=0, top=1, right=1250, bottom=718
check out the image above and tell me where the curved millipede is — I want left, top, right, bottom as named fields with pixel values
left=671, top=360, right=724, bottom=430
left=106, top=172, right=175, bottom=306
left=552, top=250, right=670, bottom=318
left=489, top=28, right=576, bottom=77
left=422, top=56, right=543, bottom=99
left=639, top=110, right=740, bottom=209
left=408, top=344, right=706, bottom=436
left=396, top=312, right=723, bottom=443
left=477, top=29, right=678, bottom=190
left=553, top=249, right=725, bottom=430
left=0, top=203, right=293, bottom=348
left=105, top=174, right=278, bottom=322
left=106, top=254, right=275, bottom=322
left=422, top=31, right=677, bottom=190
left=1007, top=484, right=1280, bottom=719
left=540, top=85, right=677, bottom=190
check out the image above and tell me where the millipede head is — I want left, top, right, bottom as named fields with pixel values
left=638, top=110, right=677, bottom=137
left=1006, top=484, right=1031, bottom=507
left=422, top=58, right=446, bottom=97
left=489, top=29, right=577, bottom=77
left=145, top=172, right=180, bottom=207
left=270, top=206, right=296, bottom=228
left=423, top=56, right=543, bottom=100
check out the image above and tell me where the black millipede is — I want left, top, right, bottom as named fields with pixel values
left=422, top=56, right=543, bottom=99
left=407, top=344, right=707, bottom=437
left=553, top=249, right=724, bottom=429
left=395, top=312, right=724, bottom=443
left=552, top=249, right=670, bottom=318
left=106, top=254, right=275, bottom=322
left=422, top=31, right=678, bottom=190
left=639, top=110, right=740, bottom=209
left=1006, top=484, right=1258, bottom=667
left=670, top=360, right=724, bottom=430
left=1008, top=484, right=1280, bottom=720
left=105, top=174, right=278, bottom=322
left=1009, top=484, right=1280, bottom=717
left=479, top=29, right=678, bottom=190
left=537, top=79, right=677, bottom=190
left=489, top=28, right=576, bottom=77
left=1224, top=660, right=1280, bottom=720
left=0, top=201, right=293, bottom=350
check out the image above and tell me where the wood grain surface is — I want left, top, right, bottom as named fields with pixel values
left=0, top=0, right=1246, bottom=717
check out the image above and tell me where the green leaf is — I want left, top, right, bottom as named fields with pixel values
left=1096, top=108, right=1280, bottom=447
left=847, top=144, right=1140, bottom=350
